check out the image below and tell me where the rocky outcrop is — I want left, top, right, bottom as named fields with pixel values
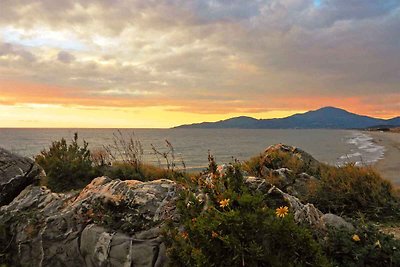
left=0, top=177, right=178, bottom=267
left=0, top=148, right=42, bottom=206
left=262, top=143, right=321, bottom=173
left=257, top=144, right=322, bottom=197
left=243, top=176, right=352, bottom=231
left=0, top=144, right=354, bottom=266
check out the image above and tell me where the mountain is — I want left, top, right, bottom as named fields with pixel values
left=174, top=107, right=400, bottom=129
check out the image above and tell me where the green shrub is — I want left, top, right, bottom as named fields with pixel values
left=323, top=223, right=400, bottom=266
left=164, top=163, right=329, bottom=267
left=247, top=150, right=323, bottom=177
left=307, top=164, right=399, bottom=221
left=35, top=133, right=98, bottom=192
left=246, top=150, right=399, bottom=221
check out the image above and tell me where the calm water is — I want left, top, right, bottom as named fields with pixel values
left=0, top=128, right=385, bottom=171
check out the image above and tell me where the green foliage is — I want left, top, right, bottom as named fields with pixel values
left=35, top=133, right=98, bottom=192
left=261, top=150, right=322, bottom=176
left=323, top=223, right=400, bottom=266
left=164, top=163, right=329, bottom=267
left=307, top=164, right=399, bottom=221
left=245, top=150, right=399, bottom=221
left=243, top=154, right=263, bottom=177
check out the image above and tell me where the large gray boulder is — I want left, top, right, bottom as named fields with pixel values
left=0, top=147, right=42, bottom=206
left=0, top=177, right=178, bottom=267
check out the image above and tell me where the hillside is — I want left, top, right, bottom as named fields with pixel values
left=175, top=106, right=400, bottom=129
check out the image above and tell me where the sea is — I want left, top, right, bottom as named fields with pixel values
left=0, top=128, right=385, bottom=171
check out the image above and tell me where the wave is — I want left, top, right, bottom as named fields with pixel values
left=339, top=131, right=385, bottom=166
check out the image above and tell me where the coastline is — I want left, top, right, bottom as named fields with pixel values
left=367, top=131, right=400, bottom=186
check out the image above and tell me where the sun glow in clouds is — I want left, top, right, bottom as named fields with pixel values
left=0, top=0, right=399, bottom=127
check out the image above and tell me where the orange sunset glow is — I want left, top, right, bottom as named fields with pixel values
left=0, top=1, right=399, bottom=127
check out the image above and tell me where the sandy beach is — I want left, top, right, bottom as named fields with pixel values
left=368, top=131, right=400, bottom=186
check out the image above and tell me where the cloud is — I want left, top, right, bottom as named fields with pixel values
left=57, top=51, right=75, bottom=63
left=0, top=0, right=399, bottom=119
left=0, top=42, right=36, bottom=62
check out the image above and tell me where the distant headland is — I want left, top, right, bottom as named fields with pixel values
left=174, top=106, right=400, bottom=129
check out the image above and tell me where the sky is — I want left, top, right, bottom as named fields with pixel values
left=0, top=0, right=399, bottom=128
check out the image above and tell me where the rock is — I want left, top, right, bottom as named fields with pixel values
left=244, top=176, right=272, bottom=193
left=0, top=177, right=178, bottom=266
left=268, top=186, right=323, bottom=226
left=262, top=144, right=321, bottom=175
left=320, top=213, right=354, bottom=231
left=0, top=147, right=42, bottom=206
left=267, top=186, right=353, bottom=231
left=287, top=173, right=319, bottom=197
left=268, top=168, right=295, bottom=188
left=257, top=144, right=322, bottom=197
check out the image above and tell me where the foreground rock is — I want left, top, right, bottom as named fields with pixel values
left=258, top=144, right=322, bottom=197
left=0, top=177, right=178, bottom=266
left=0, top=148, right=42, bottom=206
left=0, top=144, right=354, bottom=266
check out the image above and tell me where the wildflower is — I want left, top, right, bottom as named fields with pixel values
left=352, top=234, right=361, bottom=242
left=211, top=231, right=219, bottom=238
left=217, top=164, right=226, bottom=177
left=181, top=231, right=189, bottom=239
left=86, top=209, right=94, bottom=218
left=219, top=199, right=230, bottom=208
left=275, top=206, right=289, bottom=218
left=374, top=240, right=382, bottom=248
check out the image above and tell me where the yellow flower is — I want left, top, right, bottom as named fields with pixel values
left=275, top=206, right=289, bottom=218
left=352, top=234, right=361, bottom=242
left=181, top=231, right=189, bottom=239
left=219, top=199, right=230, bottom=208
left=211, top=231, right=219, bottom=238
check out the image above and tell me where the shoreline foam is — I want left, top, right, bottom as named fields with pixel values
left=367, top=131, right=400, bottom=186
left=338, top=131, right=385, bottom=166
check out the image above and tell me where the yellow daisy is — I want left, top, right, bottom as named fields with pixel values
left=219, top=199, right=230, bottom=208
left=181, top=231, right=189, bottom=239
left=275, top=206, right=289, bottom=218
left=352, top=234, right=361, bottom=242
left=211, top=231, right=219, bottom=238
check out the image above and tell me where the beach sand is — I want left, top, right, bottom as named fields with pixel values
left=368, top=131, right=400, bottom=186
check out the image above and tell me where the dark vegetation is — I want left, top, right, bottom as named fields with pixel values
left=35, top=132, right=187, bottom=192
left=245, top=150, right=400, bottom=221
left=28, top=132, right=400, bottom=266
left=164, top=163, right=329, bottom=266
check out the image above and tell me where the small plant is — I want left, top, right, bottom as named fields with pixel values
left=91, top=148, right=111, bottom=167
left=151, top=139, right=185, bottom=172
left=322, top=222, right=400, bottom=266
left=164, top=160, right=329, bottom=266
left=103, top=130, right=143, bottom=172
left=35, top=133, right=97, bottom=192
left=307, top=164, right=399, bottom=221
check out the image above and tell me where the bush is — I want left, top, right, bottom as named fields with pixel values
left=245, top=150, right=399, bottom=221
left=323, top=223, right=400, bottom=266
left=307, top=164, right=399, bottom=221
left=164, top=163, right=329, bottom=267
left=35, top=133, right=98, bottom=192
left=245, top=150, right=323, bottom=177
